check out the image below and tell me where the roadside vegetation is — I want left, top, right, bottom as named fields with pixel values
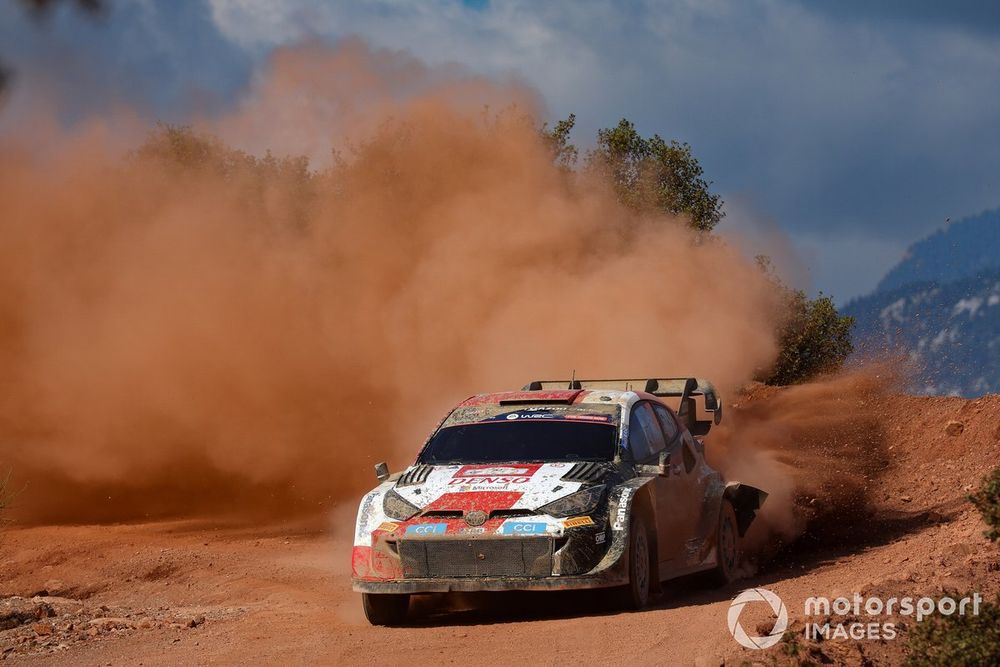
left=753, top=256, right=855, bottom=386
left=903, top=595, right=1000, bottom=667
left=902, top=469, right=1000, bottom=666
left=970, top=468, right=1000, bottom=543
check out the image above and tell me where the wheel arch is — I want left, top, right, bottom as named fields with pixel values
left=630, top=483, right=660, bottom=587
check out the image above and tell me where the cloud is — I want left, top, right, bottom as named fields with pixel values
left=0, top=0, right=252, bottom=123
left=793, top=0, right=1000, bottom=37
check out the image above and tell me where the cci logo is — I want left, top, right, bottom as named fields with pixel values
left=499, top=521, right=547, bottom=535
left=727, top=588, right=788, bottom=650
left=404, top=523, right=447, bottom=535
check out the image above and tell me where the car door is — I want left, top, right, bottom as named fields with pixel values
left=651, top=402, right=704, bottom=569
left=627, top=401, right=677, bottom=573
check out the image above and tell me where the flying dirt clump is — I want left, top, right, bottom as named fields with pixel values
left=0, top=40, right=784, bottom=524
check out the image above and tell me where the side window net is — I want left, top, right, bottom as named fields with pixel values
left=630, top=403, right=666, bottom=463
left=652, top=404, right=679, bottom=444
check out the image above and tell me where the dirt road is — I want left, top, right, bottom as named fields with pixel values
left=2, top=393, right=998, bottom=666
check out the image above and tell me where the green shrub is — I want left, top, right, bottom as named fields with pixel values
left=765, top=288, right=855, bottom=385
left=970, top=468, right=1000, bottom=543
left=754, top=256, right=855, bottom=385
left=903, top=594, right=1000, bottom=667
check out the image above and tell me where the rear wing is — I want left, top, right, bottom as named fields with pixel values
left=522, top=377, right=723, bottom=436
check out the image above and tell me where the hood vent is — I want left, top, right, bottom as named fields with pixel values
left=561, top=462, right=606, bottom=483
left=397, top=464, right=432, bottom=487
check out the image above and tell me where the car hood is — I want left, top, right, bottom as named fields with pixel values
left=392, top=462, right=590, bottom=512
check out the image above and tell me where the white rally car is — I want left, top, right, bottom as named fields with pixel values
left=351, top=377, right=767, bottom=625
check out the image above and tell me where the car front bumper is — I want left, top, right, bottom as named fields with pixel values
left=352, top=562, right=628, bottom=594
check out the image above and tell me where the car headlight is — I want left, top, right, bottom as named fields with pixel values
left=382, top=489, right=420, bottom=521
left=536, top=485, right=605, bottom=518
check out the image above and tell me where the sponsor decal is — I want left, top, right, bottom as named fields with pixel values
left=404, top=523, right=447, bottom=536
left=356, top=492, right=376, bottom=541
left=376, top=521, right=399, bottom=534
left=482, top=408, right=612, bottom=424
left=498, top=411, right=557, bottom=421
left=612, top=487, right=633, bottom=531
left=459, top=466, right=537, bottom=476
left=563, top=516, right=595, bottom=529
left=456, top=526, right=487, bottom=535
left=595, top=532, right=606, bottom=544
left=449, top=464, right=540, bottom=485
left=563, top=414, right=614, bottom=423
left=498, top=521, right=548, bottom=535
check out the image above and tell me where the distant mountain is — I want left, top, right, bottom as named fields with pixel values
left=844, top=210, right=1000, bottom=397
left=876, top=209, right=1000, bottom=293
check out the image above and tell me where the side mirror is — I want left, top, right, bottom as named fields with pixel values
left=657, top=450, right=670, bottom=477
left=374, top=462, right=389, bottom=482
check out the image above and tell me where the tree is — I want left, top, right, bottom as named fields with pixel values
left=585, top=118, right=724, bottom=232
left=756, top=256, right=855, bottom=384
left=539, top=113, right=578, bottom=170
left=539, top=114, right=854, bottom=382
left=131, top=124, right=315, bottom=230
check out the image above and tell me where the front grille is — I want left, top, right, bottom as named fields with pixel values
left=419, top=510, right=464, bottom=518
left=489, top=509, right=535, bottom=520
left=399, top=538, right=553, bottom=578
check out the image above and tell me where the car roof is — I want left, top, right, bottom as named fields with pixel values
left=457, top=389, right=659, bottom=411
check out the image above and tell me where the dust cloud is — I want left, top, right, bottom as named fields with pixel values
left=0, top=39, right=797, bottom=524
left=708, top=370, right=896, bottom=558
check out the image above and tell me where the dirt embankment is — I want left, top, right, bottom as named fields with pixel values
left=1, top=390, right=997, bottom=666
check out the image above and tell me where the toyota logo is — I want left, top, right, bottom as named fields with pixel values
left=727, top=588, right=788, bottom=650
left=465, top=510, right=487, bottom=527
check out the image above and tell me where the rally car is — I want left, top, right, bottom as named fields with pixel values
left=351, top=377, right=767, bottom=625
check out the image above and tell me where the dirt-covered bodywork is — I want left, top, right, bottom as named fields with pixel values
left=351, top=377, right=766, bottom=623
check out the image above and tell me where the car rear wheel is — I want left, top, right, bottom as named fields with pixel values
left=362, top=592, right=410, bottom=626
left=710, top=500, right=741, bottom=586
left=615, top=516, right=652, bottom=610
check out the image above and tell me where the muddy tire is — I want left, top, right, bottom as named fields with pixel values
left=710, top=500, right=742, bottom=586
left=362, top=592, right=410, bottom=626
left=615, top=516, right=652, bottom=610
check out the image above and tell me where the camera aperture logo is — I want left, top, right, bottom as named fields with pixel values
left=727, top=588, right=788, bottom=650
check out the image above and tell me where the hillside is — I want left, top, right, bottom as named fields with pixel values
left=846, top=211, right=1000, bottom=396
left=846, top=268, right=1000, bottom=395
left=876, top=209, right=1000, bottom=293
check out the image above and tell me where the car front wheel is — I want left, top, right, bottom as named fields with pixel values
left=616, top=516, right=652, bottom=610
left=362, top=592, right=410, bottom=626
left=710, top=500, right=742, bottom=585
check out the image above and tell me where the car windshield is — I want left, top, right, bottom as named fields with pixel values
left=418, top=406, right=619, bottom=464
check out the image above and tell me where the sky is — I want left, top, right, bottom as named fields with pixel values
left=1, top=0, right=998, bottom=302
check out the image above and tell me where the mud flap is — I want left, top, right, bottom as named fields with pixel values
left=723, top=483, right=768, bottom=537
